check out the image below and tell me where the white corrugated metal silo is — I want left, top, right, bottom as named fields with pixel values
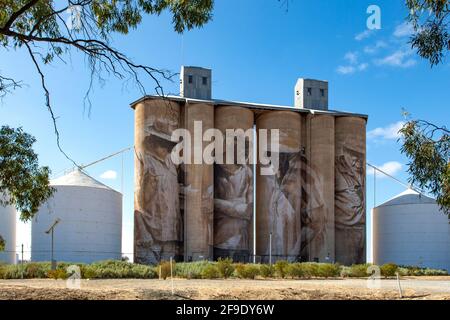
left=31, top=169, right=122, bottom=263
left=0, top=196, right=17, bottom=264
left=373, top=189, right=450, bottom=271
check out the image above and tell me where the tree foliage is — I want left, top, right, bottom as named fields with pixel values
left=0, top=126, right=54, bottom=221
left=406, top=0, right=450, bottom=66
left=0, top=234, right=5, bottom=251
left=0, top=0, right=214, bottom=163
left=399, top=120, right=450, bottom=215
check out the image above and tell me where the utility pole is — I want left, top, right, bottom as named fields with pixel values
left=21, top=244, right=24, bottom=279
left=45, top=218, right=60, bottom=270
left=269, top=232, right=273, bottom=266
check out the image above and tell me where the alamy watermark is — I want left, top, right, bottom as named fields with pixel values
left=170, top=121, right=280, bottom=176
left=367, top=5, right=381, bottom=30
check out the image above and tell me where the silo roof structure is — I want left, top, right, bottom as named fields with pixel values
left=377, top=189, right=436, bottom=207
left=51, top=169, right=119, bottom=191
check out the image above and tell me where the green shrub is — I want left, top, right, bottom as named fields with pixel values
left=201, top=264, right=220, bottom=279
left=235, top=264, right=260, bottom=279
left=175, top=261, right=212, bottom=279
left=317, top=263, right=341, bottom=278
left=397, top=265, right=448, bottom=276
left=286, top=263, right=333, bottom=279
left=302, top=263, right=320, bottom=278
left=25, top=262, right=49, bottom=278
left=380, top=263, right=398, bottom=278
left=260, top=264, right=274, bottom=278
left=286, top=263, right=304, bottom=278
left=80, top=260, right=156, bottom=279
left=216, top=258, right=234, bottom=279
left=274, top=260, right=289, bottom=278
left=157, top=260, right=175, bottom=280
left=345, top=264, right=371, bottom=278
left=423, top=268, right=448, bottom=276
left=47, top=269, right=68, bottom=280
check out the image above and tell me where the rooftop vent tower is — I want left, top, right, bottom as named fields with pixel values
left=180, top=66, right=212, bottom=100
left=295, top=78, right=328, bottom=110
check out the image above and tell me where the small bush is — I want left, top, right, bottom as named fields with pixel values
left=201, top=264, right=220, bottom=279
left=423, top=268, right=448, bottom=276
left=286, top=263, right=304, bottom=278
left=47, top=269, right=68, bottom=280
left=216, top=258, right=234, bottom=279
left=343, top=264, right=371, bottom=278
left=274, top=260, right=289, bottom=278
left=317, top=263, right=341, bottom=278
left=158, top=260, right=176, bottom=280
left=260, top=264, right=274, bottom=278
left=398, top=265, right=448, bottom=276
left=175, top=261, right=212, bottom=279
left=380, top=263, right=398, bottom=278
left=25, top=263, right=49, bottom=278
left=302, top=263, right=320, bottom=278
left=235, top=264, right=260, bottom=279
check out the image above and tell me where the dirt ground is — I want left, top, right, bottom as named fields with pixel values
left=0, top=277, right=449, bottom=300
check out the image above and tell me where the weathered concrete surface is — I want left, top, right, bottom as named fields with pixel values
left=256, top=111, right=302, bottom=262
left=183, top=102, right=215, bottom=261
left=134, top=99, right=182, bottom=264
left=335, top=116, right=366, bottom=265
left=214, top=106, right=254, bottom=261
left=302, top=115, right=335, bottom=263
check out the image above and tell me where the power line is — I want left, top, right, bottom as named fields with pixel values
left=367, top=162, right=425, bottom=196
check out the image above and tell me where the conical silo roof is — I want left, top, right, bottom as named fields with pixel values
left=376, top=188, right=435, bottom=208
left=51, top=169, right=119, bottom=193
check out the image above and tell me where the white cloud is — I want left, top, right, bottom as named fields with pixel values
left=358, top=63, right=369, bottom=71
left=337, top=63, right=369, bottom=75
left=336, top=65, right=356, bottom=75
left=355, top=30, right=374, bottom=41
left=345, top=51, right=359, bottom=64
left=100, top=170, right=117, bottom=180
left=364, top=40, right=388, bottom=54
left=368, top=161, right=403, bottom=177
left=394, top=22, right=414, bottom=38
left=375, top=49, right=416, bottom=68
left=367, top=121, right=405, bottom=140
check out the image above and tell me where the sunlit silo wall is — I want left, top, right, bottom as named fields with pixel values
left=31, top=170, right=122, bottom=263
left=373, top=190, right=450, bottom=272
left=214, top=106, right=254, bottom=262
left=134, top=99, right=182, bottom=264
left=184, top=102, right=214, bottom=261
left=301, top=115, right=335, bottom=263
left=0, top=196, right=17, bottom=264
left=335, top=116, right=366, bottom=265
left=256, top=111, right=302, bottom=262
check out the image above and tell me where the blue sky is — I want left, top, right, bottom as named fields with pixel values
left=1, top=0, right=449, bottom=262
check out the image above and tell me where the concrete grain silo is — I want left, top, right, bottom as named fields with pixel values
left=131, top=66, right=369, bottom=265
left=335, top=116, right=366, bottom=265
left=32, top=170, right=122, bottom=263
left=373, top=189, right=450, bottom=271
left=256, top=111, right=302, bottom=262
left=183, top=102, right=214, bottom=261
left=0, top=197, right=16, bottom=264
left=302, top=114, right=335, bottom=262
left=134, top=99, right=182, bottom=264
left=214, top=106, right=254, bottom=261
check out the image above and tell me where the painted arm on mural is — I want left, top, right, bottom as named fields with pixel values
left=214, top=198, right=252, bottom=220
left=214, top=165, right=253, bottom=221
